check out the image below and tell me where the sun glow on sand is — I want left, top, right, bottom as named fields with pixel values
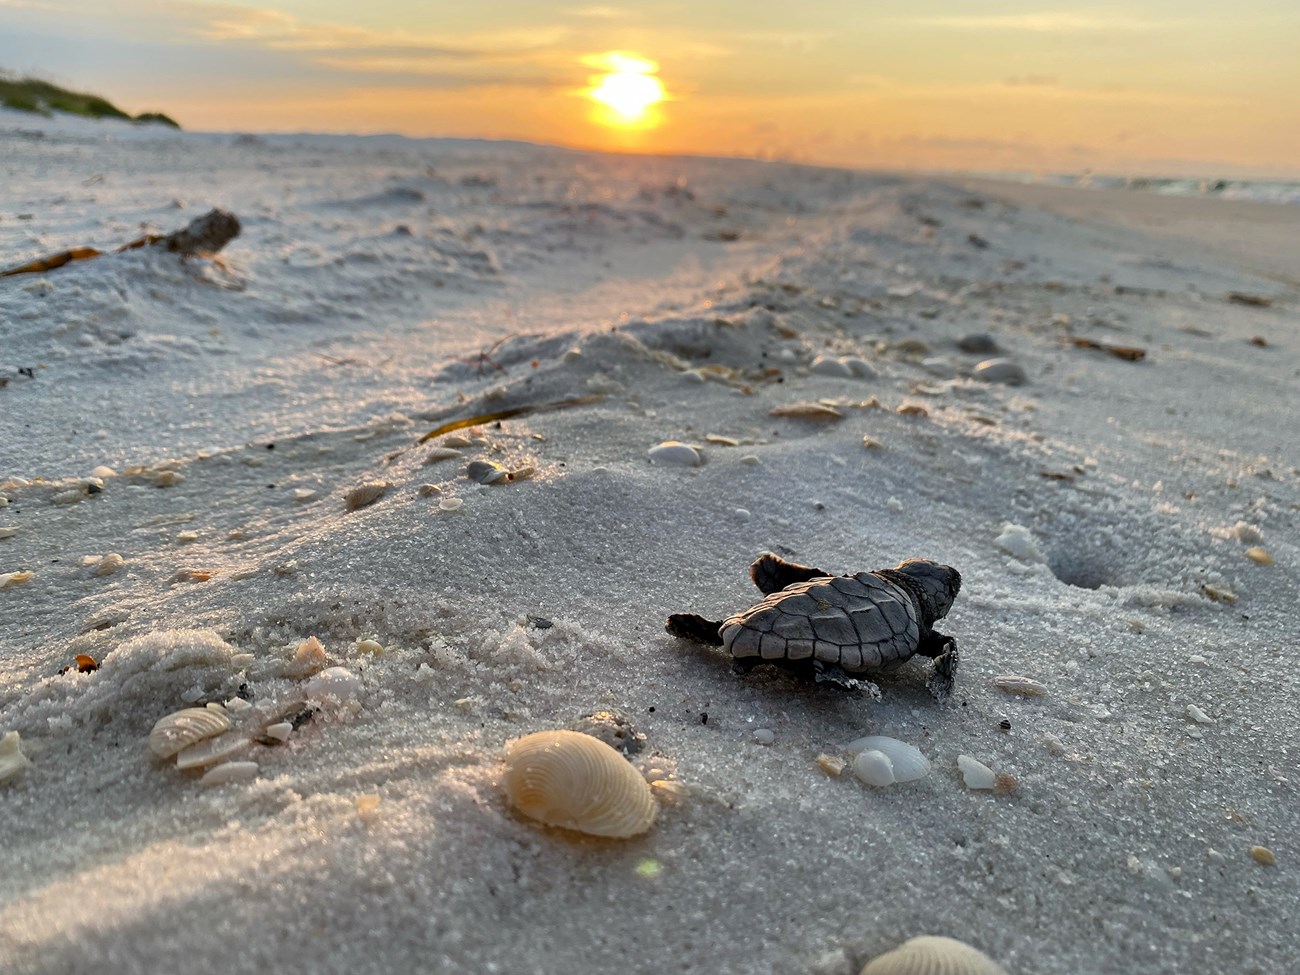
left=582, top=52, right=666, bottom=130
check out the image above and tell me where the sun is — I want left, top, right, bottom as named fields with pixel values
left=581, top=52, right=666, bottom=130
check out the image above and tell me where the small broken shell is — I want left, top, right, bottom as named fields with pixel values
left=0, top=730, right=32, bottom=784
left=466, top=459, right=511, bottom=484
left=1244, top=546, right=1274, bottom=565
left=175, top=730, right=248, bottom=770
left=423, top=446, right=463, bottom=464
left=0, top=570, right=34, bottom=589
left=503, top=729, right=656, bottom=838
left=957, top=754, right=997, bottom=790
left=198, top=761, right=259, bottom=786
left=769, top=402, right=843, bottom=421
left=859, top=935, right=1008, bottom=975
left=345, top=481, right=389, bottom=511
left=991, top=674, right=1048, bottom=697
left=149, top=707, right=233, bottom=759
left=647, top=441, right=702, bottom=467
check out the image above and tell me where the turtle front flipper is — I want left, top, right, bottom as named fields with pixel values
left=666, top=613, right=725, bottom=646
left=924, top=635, right=960, bottom=702
left=749, top=553, right=830, bottom=594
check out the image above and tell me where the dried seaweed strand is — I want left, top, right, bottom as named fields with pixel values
left=417, top=395, right=604, bottom=444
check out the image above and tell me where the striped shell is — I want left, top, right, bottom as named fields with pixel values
left=859, top=936, right=1008, bottom=975
left=503, top=730, right=656, bottom=838
left=148, top=707, right=232, bottom=758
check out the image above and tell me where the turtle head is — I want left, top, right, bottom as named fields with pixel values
left=893, top=559, right=962, bottom=626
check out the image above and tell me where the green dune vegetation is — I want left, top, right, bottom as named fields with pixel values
left=0, top=75, right=179, bottom=128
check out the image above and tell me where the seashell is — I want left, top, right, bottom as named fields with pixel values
left=466, top=460, right=510, bottom=484
left=1244, top=546, right=1273, bottom=565
left=842, top=356, right=878, bottom=379
left=845, top=736, right=931, bottom=785
left=175, top=730, right=248, bottom=770
left=991, top=674, right=1048, bottom=697
left=862, top=436, right=884, bottom=450
left=418, top=483, right=442, bottom=497
left=198, top=761, right=259, bottom=786
left=502, top=729, right=657, bottom=838
left=1251, top=845, right=1276, bottom=866
left=0, top=527, right=17, bottom=539
left=442, top=435, right=474, bottom=448
left=304, top=665, right=361, bottom=703
left=810, top=355, right=855, bottom=378
left=149, top=707, right=233, bottom=759
left=438, top=496, right=465, bottom=511
left=957, top=754, right=997, bottom=790
left=345, top=481, right=389, bottom=511
left=816, top=753, right=846, bottom=777
left=647, top=441, right=702, bottom=467
left=859, top=935, right=1008, bottom=975
left=972, top=357, right=1027, bottom=386
left=261, top=721, right=293, bottom=743
left=0, top=730, right=33, bottom=784
left=423, top=446, right=463, bottom=464
left=0, top=570, right=33, bottom=589
left=770, top=402, right=843, bottom=421
left=895, top=403, right=928, bottom=417
left=94, top=552, right=125, bottom=577
left=705, top=434, right=739, bottom=446
left=1186, top=704, right=1214, bottom=724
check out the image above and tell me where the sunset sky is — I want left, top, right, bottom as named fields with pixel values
left=3, top=1, right=1299, bottom=177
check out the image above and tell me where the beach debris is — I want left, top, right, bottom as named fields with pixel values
left=972, top=357, right=1027, bottom=386
left=845, top=736, right=931, bottom=787
left=198, top=761, right=259, bottom=786
left=466, top=459, right=533, bottom=484
left=957, top=754, right=997, bottom=790
left=992, top=674, right=1048, bottom=697
left=259, top=721, right=294, bottom=744
left=666, top=552, right=962, bottom=701
left=816, top=753, right=846, bottom=777
left=416, top=395, right=603, bottom=445
left=149, top=707, right=233, bottom=759
left=1, top=208, right=241, bottom=277
left=1249, top=336, right=1269, bottom=347
left=1250, top=845, right=1276, bottom=866
left=291, top=636, right=328, bottom=674
left=75, top=654, right=99, bottom=673
left=0, top=731, right=32, bottom=784
left=345, top=480, right=389, bottom=511
left=0, top=570, right=34, bottom=589
left=647, top=441, right=703, bottom=467
left=1228, top=292, right=1273, bottom=308
left=1070, top=337, right=1146, bottom=361
left=502, top=729, right=657, bottom=838
left=1244, top=546, right=1274, bottom=565
left=1185, top=704, right=1215, bottom=725
left=0, top=527, right=16, bottom=539
left=1200, top=583, right=1237, bottom=604
left=860, top=935, right=1007, bottom=975
left=957, top=333, right=1000, bottom=354
left=769, top=402, right=844, bottom=421
left=566, top=710, right=647, bottom=756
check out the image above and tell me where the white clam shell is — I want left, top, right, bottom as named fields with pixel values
left=647, top=441, right=702, bottom=467
left=503, top=730, right=657, bottom=838
left=845, top=736, right=931, bottom=784
left=175, top=730, right=249, bottom=770
left=972, top=357, right=1027, bottom=386
left=957, top=754, right=997, bottom=790
left=859, top=935, right=1008, bottom=975
left=0, top=730, right=33, bottom=784
left=304, top=665, right=361, bottom=703
left=149, top=707, right=233, bottom=759
left=198, top=761, right=260, bottom=786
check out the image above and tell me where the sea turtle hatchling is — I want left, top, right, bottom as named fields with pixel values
left=666, top=553, right=962, bottom=701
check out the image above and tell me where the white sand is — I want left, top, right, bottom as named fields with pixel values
left=1, top=112, right=1297, bottom=975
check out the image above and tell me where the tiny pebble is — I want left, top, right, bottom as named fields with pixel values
left=752, top=728, right=775, bottom=745
left=957, top=333, right=1000, bottom=354
left=1250, top=845, right=1276, bottom=866
left=734, top=508, right=751, bottom=521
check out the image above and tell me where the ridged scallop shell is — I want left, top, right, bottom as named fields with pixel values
left=175, top=730, right=248, bottom=770
left=859, top=936, right=1008, bottom=975
left=503, top=730, right=656, bottom=838
left=149, top=707, right=233, bottom=758
left=845, top=736, right=931, bottom=785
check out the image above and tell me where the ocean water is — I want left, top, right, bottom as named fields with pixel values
left=982, top=170, right=1300, bottom=206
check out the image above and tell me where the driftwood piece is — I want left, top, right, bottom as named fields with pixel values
left=1, top=208, right=241, bottom=278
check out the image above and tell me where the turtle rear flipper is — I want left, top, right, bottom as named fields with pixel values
left=925, top=637, right=960, bottom=702
left=666, top=613, right=725, bottom=646
left=749, top=553, right=829, bottom=594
